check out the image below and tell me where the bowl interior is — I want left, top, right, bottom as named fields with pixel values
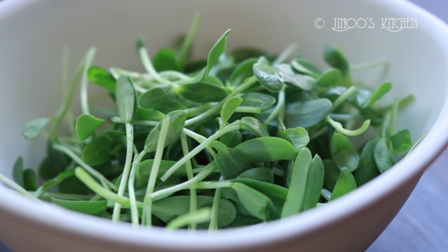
left=1, top=0, right=448, bottom=251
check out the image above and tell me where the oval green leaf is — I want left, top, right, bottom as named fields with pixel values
left=138, top=85, right=174, bottom=109
left=330, top=167, right=357, bottom=200
left=152, top=195, right=236, bottom=228
left=87, top=66, right=116, bottom=92
left=51, top=198, right=108, bottom=216
left=178, top=83, right=228, bottom=103
left=253, top=57, right=284, bottom=93
left=234, top=137, right=296, bottom=163
left=81, top=135, right=111, bottom=166
left=116, top=75, right=136, bottom=123
left=75, top=114, right=105, bottom=141
left=231, top=182, right=277, bottom=221
left=330, top=132, right=359, bottom=172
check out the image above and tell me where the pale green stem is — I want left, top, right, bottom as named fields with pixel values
left=182, top=128, right=207, bottom=143
left=53, top=144, right=114, bottom=189
left=143, top=116, right=171, bottom=226
left=264, top=88, right=285, bottom=125
left=128, top=153, right=140, bottom=227
left=350, top=60, right=388, bottom=71
left=50, top=50, right=91, bottom=138
left=160, top=122, right=240, bottom=181
left=273, top=43, right=297, bottom=65
left=151, top=163, right=216, bottom=199
left=139, top=46, right=170, bottom=84
left=80, top=47, right=97, bottom=115
left=178, top=13, right=200, bottom=68
left=330, top=86, right=357, bottom=112
left=185, top=76, right=258, bottom=126
left=234, top=107, right=261, bottom=114
left=208, top=177, right=223, bottom=231
left=112, top=122, right=134, bottom=222
left=0, top=174, right=41, bottom=202
left=194, top=181, right=233, bottom=190
left=326, top=116, right=370, bottom=136
left=180, top=133, right=198, bottom=231
left=111, top=117, right=159, bottom=127
left=75, top=168, right=143, bottom=208
left=166, top=208, right=211, bottom=230
left=159, top=70, right=190, bottom=80
left=388, top=98, right=399, bottom=136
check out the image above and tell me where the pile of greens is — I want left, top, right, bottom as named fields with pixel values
left=4, top=16, right=415, bottom=230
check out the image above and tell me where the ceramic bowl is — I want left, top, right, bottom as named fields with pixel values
left=1, top=0, right=448, bottom=251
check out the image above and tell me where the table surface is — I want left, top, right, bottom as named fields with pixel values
left=366, top=1, right=448, bottom=251
left=1, top=1, right=448, bottom=252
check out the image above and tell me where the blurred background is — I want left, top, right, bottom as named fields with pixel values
left=367, top=0, right=448, bottom=251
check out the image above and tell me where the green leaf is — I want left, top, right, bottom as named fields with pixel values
left=39, top=140, right=69, bottom=180
left=234, top=137, right=296, bottom=163
left=323, top=46, right=350, bottom=76
left=231, top=182, right=277, bottom=221
left=137, top=107, right=165, bottom=121
left=216, top=146, right=251, bottom=179
left=136, top=159, right=188, bottom=188
left=116, top=75, right=136, bottom=123
left=276, top=64, right=314, bottom=91
left=363, top=81, right=392, bottom=108
left=87, top=66, right=116, bottom=92
left=153, top=48, right=181, bottom=72
left=138, top=85, right=174, bottom=109
left=353, top=138, right=381, bottom=186
left=284, top=98, right=332, bottom=128
left=12, top=157, right=24, bottom=187
left=322, top=159, right=340, bottom=191
left=315, top=68, right=341, bottom=87
left=75, top=114, right=105, bottom=141
left=331, top=167, right=357, bottom=200
left=253, top=57, right=284, bottom=92
left=22, top=169, right=38, bottom=191
left=281, top=148, right=324, bottom=217
left=58, top=175, right=90, bottom=194
left=51, top=198, right=107, bottom=216
left=228, top=58, right=257, bottom=87
left=202, top=29, right=231, bottom=78
left=240, top=93, right=276, bottom=110
left=220, top=129, right=242, bottom=148
left=237, top=168, right=273, bottom=183
left=390, top=128, right=412, bottom=153
left=152, top=195, right=236, bottom=228
left=22, top=117, right=50, bottom=139
left=144, top=110, right=187, bottom=152
left=291, top=57, right=322, bottom=75
left=232, top=178, right=288, bottom=208
left=178, top=83, right=228, bottom=103
left=81, top=135, right=111, bottom=166
left=374, top=137, right=394, bottom=172
left=240, top=117, right=269, bottom=137
left=277, top=127, right=309, bottom=152
left=221, top=96, right=243, bottom=125
left=330, top=132, right=359, bottom=172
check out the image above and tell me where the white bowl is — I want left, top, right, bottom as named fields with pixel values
left=1, top=0, right=448, bottom=251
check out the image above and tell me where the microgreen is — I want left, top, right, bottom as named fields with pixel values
left=0, top=15, right=419, bottom=231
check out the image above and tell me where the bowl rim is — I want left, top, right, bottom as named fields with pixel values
left=1, top=0, right=448, bottom=250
